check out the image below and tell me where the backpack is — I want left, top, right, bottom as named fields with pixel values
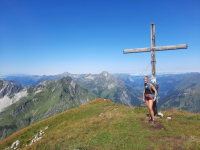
left=147, top=83, right=159, bottom=94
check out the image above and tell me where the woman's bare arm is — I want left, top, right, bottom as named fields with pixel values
left=143, top=89, right=145, bottom=102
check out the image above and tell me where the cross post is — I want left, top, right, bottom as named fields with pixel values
left=151, top=23, right=156, bottom=83
left=123, top=23, right=188, bottom=115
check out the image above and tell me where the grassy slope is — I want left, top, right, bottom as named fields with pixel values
left=75, top=76, right=141, bottom=106
left=0, top=77, right=98, bottom=141
left=175, top=74, right=200, bottom=91
left=0, top=98, right=200, bottom=150
left=160, top=84, right=200, bottom=113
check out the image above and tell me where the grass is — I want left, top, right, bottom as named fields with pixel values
left=0, top=78, right=98, bottom=141
left=0, top=98, right=200, bottom=150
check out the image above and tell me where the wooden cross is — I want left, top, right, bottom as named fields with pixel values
left=123, top=23, right=188, bottom=83
left=123, top=23, right=188, bottom=116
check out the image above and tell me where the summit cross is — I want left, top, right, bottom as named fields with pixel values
left=123, top=23, right=188, bottom=83
left=123, top=23, right=188, bottom=115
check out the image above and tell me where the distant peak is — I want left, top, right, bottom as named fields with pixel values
left=61, top=72, right=71, bottom=75
left=85, top=73, right=92, bottom=76
left=100, top=71, right=110, bottom=77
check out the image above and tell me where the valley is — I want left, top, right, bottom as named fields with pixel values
left=0, top=71, right=200, bottom=142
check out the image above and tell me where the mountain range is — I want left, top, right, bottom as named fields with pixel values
left=0, top=77, right=98, bottom=141
left=74, top=71, right=141, bottom=106
left=3, top=71, right=141, bottom=106
left=0, top=71, right=141, bottom=141
left=0, top=71, right=200, bottom=142
left=3, top=72, right=84, bottom=87
left=157, top=73, right=200, bottom=113
left=2, top=72, right=200, bottom=111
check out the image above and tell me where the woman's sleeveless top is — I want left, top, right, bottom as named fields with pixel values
left=144, top=83, right=152, bottom=94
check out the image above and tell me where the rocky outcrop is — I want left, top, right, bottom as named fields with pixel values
left=75, top=71, right=140, bottom=106
left=11, top=99, right=32, bottom=117
left=0, top=76, right=98, bottom=141
left=0, top=79, right=22, bottom=98
left=0, top=79, right=28, bottom=112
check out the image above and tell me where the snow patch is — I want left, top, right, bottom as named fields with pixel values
left=113, top=108, right=118, bottom=111
left=35, top=90, right=42, bottom=94
left=29, top=130, right=44, bottom=145
left=29, top=126, right=48, bottom=145
left=0, top=89, right=27, bottom=112
left=85, top=75, right=94, bottom=80
left=11, top=140, right=20, bottom=149
left=107, top=83, right=115, bottom=89
left=5, top=140, right=20, bottom=150
left=158, top=112, right=164, bottom=117
left=4, top=126, right=49, bottom=150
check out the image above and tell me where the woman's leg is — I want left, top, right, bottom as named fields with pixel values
left=145, top=100, right=151, bottom=119
left=148, top=100, right=154, bottom=121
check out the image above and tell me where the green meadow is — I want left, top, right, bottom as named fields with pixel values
left=0, top=98, right=200, bottom=150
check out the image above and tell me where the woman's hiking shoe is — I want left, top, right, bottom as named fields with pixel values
left=151, top=120, right=155, bottom=125
left=146, top=118, right=152, bottom=122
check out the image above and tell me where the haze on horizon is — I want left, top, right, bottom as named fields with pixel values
left=0, top=0, right=200, bottom=76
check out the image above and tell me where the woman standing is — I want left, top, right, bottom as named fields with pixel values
left=142, top=76, right=157, bottom=125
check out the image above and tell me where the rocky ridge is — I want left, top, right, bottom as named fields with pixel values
left=0, top=77, right=98, bottom=141
left=75, top=71, right=140, bottom=106
left=0, top=79, right=26, bottom=112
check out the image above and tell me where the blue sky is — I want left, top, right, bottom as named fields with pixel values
left=0, top=0, right=200, bottom=76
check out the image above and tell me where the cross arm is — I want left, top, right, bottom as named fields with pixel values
left=123, top=44, right=188, bottom=54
